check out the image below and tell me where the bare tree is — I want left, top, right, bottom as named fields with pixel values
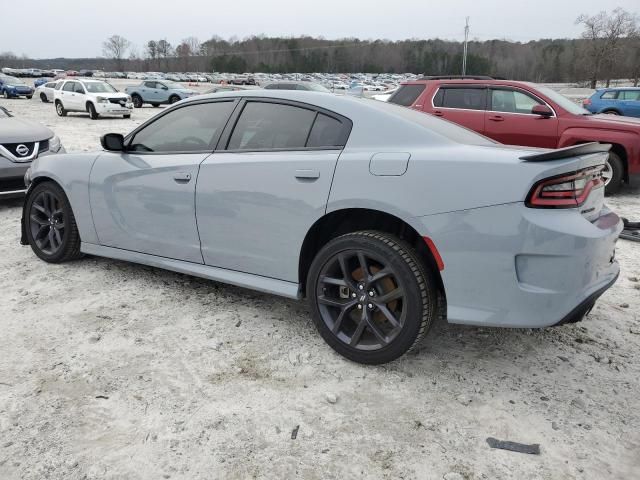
left=576, top=8, right=638, bottom=88
left=102, top=35, right=131, bottom=72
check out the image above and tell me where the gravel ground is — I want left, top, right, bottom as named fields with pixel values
left=0, top=93, right=639, bottom=480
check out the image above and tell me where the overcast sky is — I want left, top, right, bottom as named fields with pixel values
left=3, top=0, right=638, bottom=58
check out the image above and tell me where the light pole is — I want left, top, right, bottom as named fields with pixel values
left=462, top=17, right=470, bottom=76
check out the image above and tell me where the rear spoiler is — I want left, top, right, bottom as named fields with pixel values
left=520, top=142, right=611, bottom=162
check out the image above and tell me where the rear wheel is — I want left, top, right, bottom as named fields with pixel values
left=603, top=152, right=624, bottom=196
left=25, top=181, right=83, bottom=263
left=40, top=93, right=48, bottom=103
left=151, top=103, right=160, bottom=107
left=169, top=95, right=180, bottom=104
left=307, top=231, right=437, bottom=364
left=55, top=101, right=67, bottom=117
left=3, top=90, right=9, bottom=99
left=26, top=95, right=32, bottom=100
left=602, top=110, right=620, bottom=115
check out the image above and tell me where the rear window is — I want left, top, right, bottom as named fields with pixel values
left=307, top=114, right=345, bottom=148
left=439, top=88, right=486, bottom=110
left=600, top=91, right=618, bottom=99
left=388, top=84, right=426, bottom=106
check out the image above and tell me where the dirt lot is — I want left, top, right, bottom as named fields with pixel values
left=0, top=93, right=639, bottom=480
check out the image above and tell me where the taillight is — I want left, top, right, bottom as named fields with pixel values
left=526, top=166, right=604, bottom=208
left=583, top=98, right=591, bottom=106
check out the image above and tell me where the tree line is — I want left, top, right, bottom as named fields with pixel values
left=2, top=8, right=638, bottom=86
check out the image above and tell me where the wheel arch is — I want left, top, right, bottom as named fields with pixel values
left=298, top=208, right=445, bottom=300
left=563, top=136, right=630, bottom=182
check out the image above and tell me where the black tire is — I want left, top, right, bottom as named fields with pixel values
left=40, top=93, right=49, bottom=103
left=55, top=101, right=67, bottom=117
left=151, top=103, right=160, bottom=107
left=604, top=152, right=624, bottom=196
left=602, top=110, right=620, bottom=115
left=25, top=181, right=83, bottom=263
left=3, top=90, right=9, bottom=99
left=169, top=95, right=180, bottom=104
left=123, top=114, right=131, bottom=119
left=307, top=231, right=437, bottom=364
left=26, top=95, right=33, bottom=100
left=87, top=102, right=99, bottom=120
left=132, top=94, right=143, bottom=108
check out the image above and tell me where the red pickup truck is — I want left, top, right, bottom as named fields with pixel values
left=389, top=77, right=640, bottom=194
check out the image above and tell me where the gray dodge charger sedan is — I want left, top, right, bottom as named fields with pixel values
left=20, top=91, right=621, bottom=364
left=0, top=106, right=64, bottom=197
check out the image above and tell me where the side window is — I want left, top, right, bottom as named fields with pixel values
left=129, top=101, right=235, bottom=153
left=264, top=84, right=278, bottom=90
left=433, top=89, right=444, bottom=107
left=74, top=83, right=85, bottom=94
left=307, top=114, right=346, bottom=148
left=144, top=81, right=156, bottom=89
left=490, top=89, right=542, bottom=114
left=620, top=90, right=640, bottom=101
left=388, top=84, right=426, bottom=106
left=54, top=82, right=63, bottom=90
left=62, top=82, right=75, bottom=92
left=227, top=102, right=316, bottom=150
left=441, top=88, right=486, bottom=111
left=45, top=82, right=55, bottom=88
left=600, top=91, right=618, bottom=100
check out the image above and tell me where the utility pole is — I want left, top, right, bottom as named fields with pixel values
left=462, top=17, right=470, bottom=76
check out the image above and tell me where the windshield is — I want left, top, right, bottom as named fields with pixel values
left=1, top=76, right=24, bottom=85
left=535, top=86, right=590, bottom=115
left=308, top=83, right=331, bottom=93
left=82, top=82, right=117, bottom=93
left=162, top=81, right=184, bottom=89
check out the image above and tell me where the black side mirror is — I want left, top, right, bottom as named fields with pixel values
left=101, top=133, right=125, bottom=151
left=532, top=104, right=553, bottom=118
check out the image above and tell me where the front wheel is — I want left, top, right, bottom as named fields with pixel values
left=26, top=95, right=33, bottom=100
left=25, top=181, right=83, bottom=263
left=3, top=90, right=9, bottom=99
left=87, top=103, right=99, bottom=120
left=603, top=152, right=624, bottom=196
left=132, top=94, right=143, bottom=108
left=307, top=231, right=437, bottom=364
left=40, top=93, right=48, bottom=103
left=55, top=101, right=67, bottom=117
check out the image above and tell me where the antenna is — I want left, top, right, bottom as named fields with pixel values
left=462, top=17, right=470, bottom=76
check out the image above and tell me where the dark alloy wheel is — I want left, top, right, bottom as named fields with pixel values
left=55, top=101, right=67, bottom=117
left=169, top=95, right=180, bottom=104
left=25, top=182, right=82, bottom=263
left=132, top=94, right=143, bottom=108
left=307, top=231, right=437, bottom=364
left=87, top=102, right=99, bottom=120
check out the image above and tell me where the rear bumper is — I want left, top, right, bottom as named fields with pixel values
left=416, top=202, right=622, bottom=328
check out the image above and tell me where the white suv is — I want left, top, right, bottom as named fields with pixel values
left=54, top=79, right=133, bottom=120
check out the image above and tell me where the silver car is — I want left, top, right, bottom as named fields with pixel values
left=20, top=91, right=621, bottom=364
left=0, top=106, right=64, bottom=197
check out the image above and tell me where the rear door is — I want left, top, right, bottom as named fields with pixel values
left=196, top=99, right=351, bottom=282
left=142, top=81, right=158, bottom=102
left=618, top=90, right=640, bottom=117
left=484, top=87, right=558, bottom=148
left=430, top=85, right=487, bottom=134
left=89, top=100, right=236, bottom=263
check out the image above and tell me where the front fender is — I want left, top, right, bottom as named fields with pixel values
left=29, top=152, right=101, bottom=244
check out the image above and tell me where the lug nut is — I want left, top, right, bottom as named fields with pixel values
left=368, top=303, right=373, bottom=309
left=368, top=290, right=375, bottom=296
left=351, top=293, right=356, bottom=298
left=358, top=284, right=364, bottom=290
left=357, top=304, right=363, bottom=309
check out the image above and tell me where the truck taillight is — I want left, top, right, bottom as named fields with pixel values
left=526, top=166, right=604, bottom=208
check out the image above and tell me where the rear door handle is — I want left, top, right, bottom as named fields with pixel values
left=489, top=115, right=504, bottom=122
left=433, top=110, right=444, bottom=117
left=173, top=172, right=192, bottom=183
left=295, top=169, right=320, bottom=179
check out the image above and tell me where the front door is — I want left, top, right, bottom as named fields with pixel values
left=196, top=99, right=351, bottom=282
left=484, top=87, right=559, bottom=148
left=89, top=99, right=237, bottom=263
left=619, top=90, right=640, bottom=117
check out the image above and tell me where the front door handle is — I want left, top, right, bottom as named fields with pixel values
left=488, top=115, right=505, bottom=122
left=295, top=169, right=320, bottom=180
left=173, top=172, right=192, bottom=183
left=433, top=110, right=444, bottom=117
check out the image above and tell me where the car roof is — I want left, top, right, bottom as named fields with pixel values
left=597, top=86, right=640, bottom=90
left=399, top=78, right=539, bottom=88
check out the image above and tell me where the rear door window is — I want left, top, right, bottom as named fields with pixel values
left=440, top=88, right=486, bottom=110
left=388, top=84, right=426, bottom=106
left=620, top=90, right=640, bottom=101
left=227, top=102, right=316, bottom=150
left=306, top=113, right=346, bottom=148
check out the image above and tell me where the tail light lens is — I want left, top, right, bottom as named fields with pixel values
left=583, top=98, right=592, bottom=106
left=526, top=166, right=604, bottom=208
